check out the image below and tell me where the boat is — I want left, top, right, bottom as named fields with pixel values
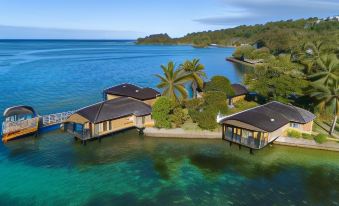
left=1, top=105, right=39, bottom=143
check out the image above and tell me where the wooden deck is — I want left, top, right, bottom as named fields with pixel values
left=2, top=118, right=39, bottom=142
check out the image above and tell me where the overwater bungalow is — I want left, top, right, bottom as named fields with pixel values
left=2, top=105, right=39, bottom=142
left=64, top=97, right=153, bottom=143
left=219, top=101, right=316, bottom=150
left=103, top=83, right=160, bottom=106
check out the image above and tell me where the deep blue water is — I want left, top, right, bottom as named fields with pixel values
left=0, top=40, right=246, bottom=116
left=0, top=40, right=338, bottom=206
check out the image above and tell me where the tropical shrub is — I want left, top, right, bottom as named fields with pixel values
left=184, top=98, right=203, bottom=110
left=169, top=108, right=189, bottom=128
left=233, top=45, right=255, bottom=59
left=249, top=47, right=272, bottom=60
left=203, top=92, right=228, bottom=115
left=302, top=133, right=313, bottom=140
left=152, top=97, right=174, bottom=128
left=204, top=76, right=234, bottom=96
left=287, top=129, right=302, bottom=138
left=193, top=110, right=218, bottom=130
left=314, top=134, right=328, bottom=144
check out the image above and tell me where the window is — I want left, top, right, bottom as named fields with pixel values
left=226, top=127, right=233, bottom=138
left=103, top=122, right=107, bottom=132
left=290, top=123, right=300, bottom=128
left=109, top=121, right=112, bottom=130
left=242, top=130, right=249, bottom=138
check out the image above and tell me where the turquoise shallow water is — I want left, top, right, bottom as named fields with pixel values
left=0, top=40, right=338, bottom=206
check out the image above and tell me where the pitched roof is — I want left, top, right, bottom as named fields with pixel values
left=220, top=101, right=316, bottom=132
left=75, top=97, right=152, bottom=123
left=230, top=84, right=248, bottom=97
left=104, top=83, right=160, bottom=101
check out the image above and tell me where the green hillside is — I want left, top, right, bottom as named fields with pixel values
left=137, top=17, right=339, bottom=53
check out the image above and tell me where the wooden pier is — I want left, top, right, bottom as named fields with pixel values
left=2, top=110, right=74, bottom=142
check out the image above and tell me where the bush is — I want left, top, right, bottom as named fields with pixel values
left=184, top=98, right=203, bottom=110
left=233, top=45, right=255, bottom=59
left=204, top=76, right=234, bottom=96
left=287, top=129, right=302, bottom=138
left=152, top=97, right=174, bottom=128
left=302, top=133, right=313, bottom=140
left=203, top=92, right=228, bottom=115
left=314, top=134, right=328, bottom=144
left=194, top=110, right=218, bottom=130
left=169, top=108, right=189, bottom=128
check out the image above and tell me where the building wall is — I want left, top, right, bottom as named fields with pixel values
left=230, top=95, right=246, bottom=104
left=106, top=94, right=157, bottom=106
left=288, top=121, right=313, bottom=134
left=93, top=115, right=154, bottom=137
left=106, top=94, right=120, bottom=100
left=143, top=98, right=158, bottom=106
left=301, top=121, right=313, bottom=132
left=269, top=123, right=289, bottom=141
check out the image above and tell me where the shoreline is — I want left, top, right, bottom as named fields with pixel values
left=226, top=57, right=255, bottom=67
left=144, top=127, right=339, bottom=152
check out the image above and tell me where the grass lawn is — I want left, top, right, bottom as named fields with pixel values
left=226, top=100, right=259, bottom=115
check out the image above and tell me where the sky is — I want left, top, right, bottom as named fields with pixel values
left=0, top=0, right=338, bottom=39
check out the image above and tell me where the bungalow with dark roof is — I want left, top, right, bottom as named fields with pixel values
left=64, top=97, right=154, bottom=143
left=228, top=84, right=249, bottom=105
left=218, top=101, right=316, bottom=150
left=103, top=83, right=161, bottom=106
left=197, top=83, right=249, bottom=105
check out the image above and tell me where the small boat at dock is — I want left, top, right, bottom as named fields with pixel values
left=1, top=105, right=39, bottom=143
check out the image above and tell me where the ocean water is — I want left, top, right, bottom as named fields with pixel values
left=0, top=40, right=338, bottom=206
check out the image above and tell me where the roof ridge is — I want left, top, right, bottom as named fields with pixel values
left=94, top=101, right=105, bottom=123
left=273, top=101, right=307, bottom=122
left=287, top=103, right=307, bottom=122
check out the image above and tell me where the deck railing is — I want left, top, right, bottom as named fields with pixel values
left=2, top=118, right=39, bottom=134
left=42, top=111, right=74, bottom=126
left=224, top=135, right=268, bottom=149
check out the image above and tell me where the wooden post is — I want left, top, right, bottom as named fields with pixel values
left=238, top=144, right=241, bottom=150
left=222, top=124, right=225, bottom=140
left=250, top=148, right=254, bottom=155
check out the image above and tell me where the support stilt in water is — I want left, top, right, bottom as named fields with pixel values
left=98, top=137, right=101, bottom=143
left=238, top=144, right=241, bottom=150
left=138, top=128, right=144, bottom=135
left=250, top=148, right=254, bottom=155
left=229, top=141, right=232, bottom=147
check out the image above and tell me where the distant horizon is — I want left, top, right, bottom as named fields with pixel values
left=0, top=14, right=337, bottom=40
left=0, top=0, right=338, bottom=39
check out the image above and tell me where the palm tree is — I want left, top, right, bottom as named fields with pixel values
left=298, top=40, right=325, bottom=74
left=309, top=82, right=338, bottom=135
left=155, top=61, right=191, bottom=102
left=309, top=54, right=339, bottom=86
left=180, top=59, right=207, bottom=98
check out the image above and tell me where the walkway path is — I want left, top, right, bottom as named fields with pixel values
left=274, top=136, right=339, bottom=152
left=144, top=127, right=221, bottom=139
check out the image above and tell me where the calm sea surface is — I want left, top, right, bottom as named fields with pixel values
left=0, top=40, right=338, bottom=206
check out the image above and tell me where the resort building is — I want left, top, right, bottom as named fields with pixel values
left=64, top=97, right=153, bottom=142
left=103, top=83, right=160, bottom=106
left=219, top=101, right=316, bottom=150
left=197, top=83, right=249, bottom=105
left=228, top=84, right=248, bottom=106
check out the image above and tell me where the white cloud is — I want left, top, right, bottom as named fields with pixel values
left=195, top=0, right=339, bottom=26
